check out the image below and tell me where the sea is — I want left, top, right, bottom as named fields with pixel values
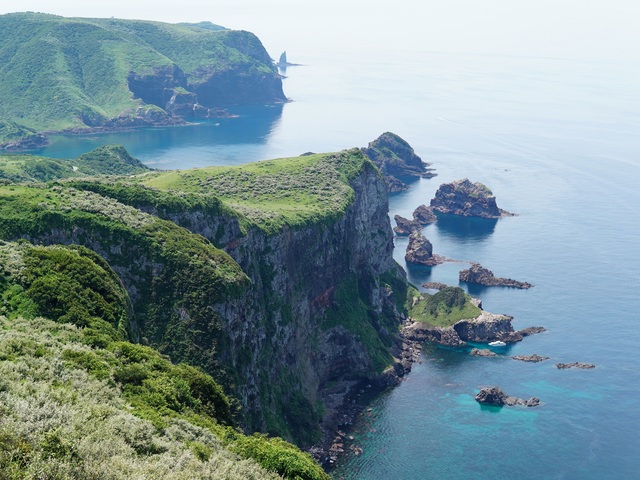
left=32, top=48, right=640, bottom=479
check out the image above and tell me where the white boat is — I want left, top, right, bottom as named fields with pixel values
left=488, top=341, right=507, bottom=347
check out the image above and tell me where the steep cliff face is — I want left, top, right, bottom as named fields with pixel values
left=212, top=160, right=403, bottom=443
left=22, top=151, right=407, bottom=448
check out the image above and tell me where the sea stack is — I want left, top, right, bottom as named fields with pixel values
left=430, top=178, right=514, bottom=218
left=362, top=132, right=436, bottom=192
left=405, top=231, right=443, bottom=265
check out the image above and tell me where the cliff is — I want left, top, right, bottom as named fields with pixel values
left=0, top=148, right=408, bottom=453
left=0, top=13, right=286, bottom=147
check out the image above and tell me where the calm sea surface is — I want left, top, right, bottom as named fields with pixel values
left=35, top=49, right=640, bottom=479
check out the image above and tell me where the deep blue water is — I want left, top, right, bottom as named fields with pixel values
left=34, top=49, right=640, bottom=479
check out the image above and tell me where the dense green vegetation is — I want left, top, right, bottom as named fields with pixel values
left=409, top=286, right=481, bottom=327
left=0, top=12, right=283, bottom=145
left=0, top=145, right=150, bottom=182
left=0, top=241, right=329, bottom=479
left=122, top=149, right=373, bottom=233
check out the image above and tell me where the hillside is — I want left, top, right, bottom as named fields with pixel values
left=0, top=144, right=150, bottom=182
left=0, top=240, right=328, bottom=480
left=0, top=13, right=286, bottom=148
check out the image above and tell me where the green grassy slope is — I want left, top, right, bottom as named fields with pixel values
left=409, top=286, right=482, bottom=327
left=0, top=144, right=150, bottom=182
left=104, top=148, right=371, bottom=234
left=0, top=12, right=284, bottom=145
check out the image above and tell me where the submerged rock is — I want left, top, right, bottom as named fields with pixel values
left=393, top=215, right=420, bottom=235
left=512, top=354, right=550, bottom=363
left=519, top=326, right=546, bottom=337
left=412, top=204, right=437, bottom=225
left=470, top=348, right=498, bottom=357
left=459, top=263, right=533, bottom=289
left=475, top=386, right=540, bottom=407
left=555, top=362, right=596, bottom=369
left=430, top=178, right=514, bottom=218
left=405, top=231, right=444, bottom=266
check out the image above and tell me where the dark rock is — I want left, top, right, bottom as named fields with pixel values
left=512, top=354, right=550, bottom=363
left=459, top=263, right=532, bottom=289
left=412, top=204, right=437, bottom=225
left=474, top=386, right=540, bottom=407
left=393, top=215, right=420, bottom=235
left=403, top=322, right=466, bottom=347
left=1, top=133, right=48, bottom=151
left=405, top=231, right=445, bottom=266
left=470, top=348, right=497, bottom=357
left=555, top=362, right=596, bottom=369
left=519, top=326, right=546, bottom=337
left=430, top=178, right=514, bottom=218
left=362, top=132, right=436, bottom=192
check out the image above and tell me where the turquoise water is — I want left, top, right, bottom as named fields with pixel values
left=35, top=50, right=640, bottom=479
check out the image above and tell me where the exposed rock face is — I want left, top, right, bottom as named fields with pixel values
left=555, top=362, right=596, bottom=369
left=393, top=215, right=420, bottom=235
left=405, top=231, right=445, bottom=266
left=470, top=348, right=497, bottom=357
left=403, top=322, right=466, bottom=347
left=454, top=311, right=522, bottom=343
left=430, top=178, right=513, bottom=218
left=475, top=386, right=540, bottom=407
left=361, top=132, right=436, bottom=192
left=512, top=354, right=550, bottom=363
left=413, top=204, right=437, bottom=225
left=459, top=263, right=532, bottom=289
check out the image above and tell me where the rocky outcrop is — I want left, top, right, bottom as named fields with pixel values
left=555, top=362, right=596, bottom=369
left=405, top=231, right=445, bottom=266
left=361, top=132, right=436, bottom=192
left=519, top=326, right=546, bottom=337
left=459, top=263, right=533, bottom=289
left=470, top=348, right=497, bottom=357
left=403, top=322, right=466, bottom=347
left=454, top=311, right=522, bottom=343
left=430, top=178, right=514, bottom=218
left=512, top=354, right=550, bottom=363
left=393, top=215, right=420, bottom=235
left=413, top=204, right=437, bottom=225
left=475, top=386, right=540, bottom=407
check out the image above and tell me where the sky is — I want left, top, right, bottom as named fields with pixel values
left=1, top=1, right=639, bottom=63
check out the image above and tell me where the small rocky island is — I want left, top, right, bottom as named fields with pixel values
left=475, top=386, right=541, bottom=407
left=362, top=132, right=436, bottom=192
left=430, top=178, right=514, bottom=218
left=512, top=354, right=550, bottom=363
left=404, top=231, right=445, bottom=266
left=459, top=263, right=533, bottom=289
left=555, top=362, right=596, bottom=369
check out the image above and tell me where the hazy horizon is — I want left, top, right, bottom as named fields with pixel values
left=1, top=1, right=639, bottom=64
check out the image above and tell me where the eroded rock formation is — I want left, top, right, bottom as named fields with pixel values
left=430, top=178, right=514, bottom=218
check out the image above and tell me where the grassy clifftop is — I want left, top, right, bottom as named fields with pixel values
left=82, top=148, right=375, bottom=234
left=0, top=12, right=285, bottom=146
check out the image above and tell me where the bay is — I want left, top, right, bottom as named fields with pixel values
left=35, top=48, right=640, bottom=479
